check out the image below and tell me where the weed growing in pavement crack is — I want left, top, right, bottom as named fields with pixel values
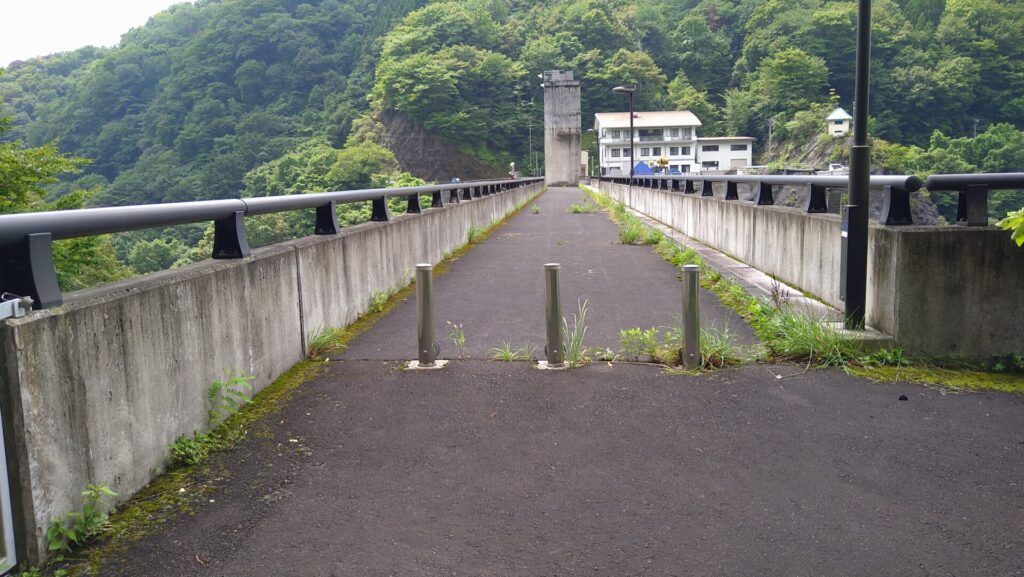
left=446, top=321, right=468, bottom=359
left=562, top=298, right=591, bottom=368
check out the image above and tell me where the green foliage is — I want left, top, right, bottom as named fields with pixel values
left=368, top=291, right=390, bottom=314
left=490, top=341, right=536, bottom=361
left=446, top=320, right=467, bottom=359
left=861, top=348, right=910, bottom=368
left=46, top=484, right=118, bottom=558
left=127, top=238, right=187, bottom=274
left=207, top=372, right=255, bottom=427
left=617, top=218, right=646, bottom=244
left=306, top=326, right=347, bottom=359
left=168, top=432, right=217, bottom=468
left=567, top=201, right=599, bottom=213
left=531, top=204, right=540, bottom=214
left=698, top=327, right=742, bottom=370
left=467, top=224, right=487, bottom=243
left=997, top=209, right=1024, bottom=246
left=619, top=327, right=660, bottom=360
left=561, top=298, right=591, bottom=368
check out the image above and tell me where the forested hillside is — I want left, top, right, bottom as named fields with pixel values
left=1, top=0, right=1023, bottom=284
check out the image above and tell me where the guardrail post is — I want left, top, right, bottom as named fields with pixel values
left=416, top=263, right=436, bottom=367
left=756, top=182, right=775, bottom=205
left=805, top=184, right=828, bottom=213
left=725, top=181, right=739, bottom=200
left=879, top=185, right=913, bottom=225
left=431, top=190, right=445, bottom=208
left=371, top=196, right=390, bottom=221
left=681, top=264, right=700, bottom=369
left=450, top=188, right=461, bottom=203
left=959, top=184, right=989, bottom=226
left=406, top=193, right=422, bottom=214
left=213, top=211, right=251, bottom=258
left=701, top=180, right=714, bottom=197
left=684, top=180, right=696, bottom=194
left=0, top=233, right=62, bottom=309
left=544, top=263, right=564, bottom=367
left=315, top=202, right=339, bottom=234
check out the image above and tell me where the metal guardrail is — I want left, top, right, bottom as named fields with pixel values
left=0, top=177, right=543, bottom=310
left=925, top=173, right=1024, bottom=226
left=600, top=173, right=922, bottom=224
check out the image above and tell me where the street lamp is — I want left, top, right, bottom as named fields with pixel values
left=585, top=128, right=597, bottom=177
left=612, top=85, right=636, bottom=182
left=845, top=0, right=872, bottom=330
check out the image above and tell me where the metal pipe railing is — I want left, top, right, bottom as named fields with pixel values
left=0, top=177, right=544, bottom=310
left=599, top=173, right=921, bottom=224
left=925, top=173, right=1024, bottom=226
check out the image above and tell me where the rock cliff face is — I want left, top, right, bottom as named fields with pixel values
left=766, top=133, right=942, bottom=225
left=378, top=111, right=505, bottom=182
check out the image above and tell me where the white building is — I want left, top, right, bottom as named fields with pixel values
left=594, top=111, right=701, bottom=176
left=696, top=137, right=755, bottom=172
left=827, top=107, right=853, bottom=137
left=594, top=110, right=754, bottom=175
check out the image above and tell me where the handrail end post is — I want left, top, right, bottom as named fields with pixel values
left=0, top=232, right=62, bottom=309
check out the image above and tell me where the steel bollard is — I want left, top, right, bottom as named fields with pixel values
left=681, top=264, right=700, bottom=369
left=416, top=263, right=435, bottom=366
left=545, top=263, right=564, bottom=366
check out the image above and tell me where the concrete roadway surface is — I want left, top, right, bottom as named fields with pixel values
left=92, top=188, right=1024, bottom=576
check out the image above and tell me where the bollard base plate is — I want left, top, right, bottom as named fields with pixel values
left=406, top=360, right=449, bottom=370
left=536, top=361, right=568, bottom=371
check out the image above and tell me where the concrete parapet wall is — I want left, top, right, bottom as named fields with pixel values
left=0, top=183, right=542, bottom=564
left=599, top=181, right=1024, bottom=356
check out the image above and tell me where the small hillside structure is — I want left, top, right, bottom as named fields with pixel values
left=828, top=107, right=853, bottom=137
left=594, top=110, right=754, bottom=175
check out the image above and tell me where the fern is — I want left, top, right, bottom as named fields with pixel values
left=207, top=371, right=254, bottom=427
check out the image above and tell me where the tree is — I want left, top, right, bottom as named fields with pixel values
left=0, top=84, right=131, bottom=290
left=127, top=238, right=188, bottom=274
left=749, top=48, right=829, bottom=119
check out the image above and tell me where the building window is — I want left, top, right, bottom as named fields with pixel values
left=681, top=127, right=692, bottom=139
left=670, top=128, right=680, bottom=138
left=601, top=129, right=607, bottom=138
left=610, top=148, right=620, bottom=158
left=638, top=129, right=663, bottom=142
left=624, top=148, right=632, bottom=158
left=833, top=120, right=843, bottom=125
left=681, top=164, right=691, bottom=173
left=702, top=145, right=719, bottom=152
left=670, top=147, right=679, bottom=156
left=702, top=161, right=719, bottom=168
left=641, top=147, right=650, bottom=156
left=730, top=144, right=748, bottom=151
left=681, top=146, right=691, bottom=155
left=652, top=147, right=661, bottom=156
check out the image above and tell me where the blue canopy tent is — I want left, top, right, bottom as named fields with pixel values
left=632, top=161, right=654, bottom=175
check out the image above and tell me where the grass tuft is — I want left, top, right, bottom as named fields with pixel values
left=490, top=341, right=537, bottom=361
left=562, top=298, right=591, bottom=368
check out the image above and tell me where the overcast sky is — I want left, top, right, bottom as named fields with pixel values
left=1, top=0, right=190, bottom=66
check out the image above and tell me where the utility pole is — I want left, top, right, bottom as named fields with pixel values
left=844, top=0, right=872, bottom=330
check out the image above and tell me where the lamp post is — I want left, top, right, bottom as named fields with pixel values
left=613, top=84, right=636, bottom=200
left=845, top=0, right=872, bottom=330
left=586, top=128, right=597, bottom=177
